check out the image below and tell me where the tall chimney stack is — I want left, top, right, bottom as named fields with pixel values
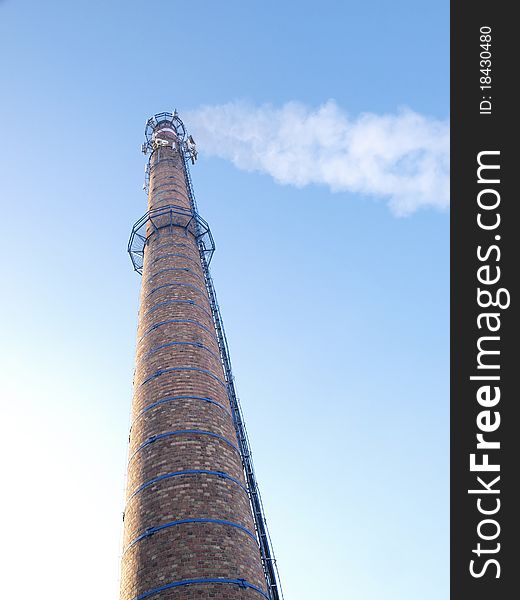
left=120, top=112, right=283, bottom=600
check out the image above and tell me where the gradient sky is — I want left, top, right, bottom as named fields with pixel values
left=0, top=1, right=449, bottom=599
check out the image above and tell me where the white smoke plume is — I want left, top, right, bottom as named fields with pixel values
left=186, top=100, right=449, bottom=216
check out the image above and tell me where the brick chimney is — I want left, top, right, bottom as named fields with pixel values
left=120, top=112, right=281, bottom=600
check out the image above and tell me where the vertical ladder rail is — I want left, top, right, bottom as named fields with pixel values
left=182, top=153, right=284, bottom=600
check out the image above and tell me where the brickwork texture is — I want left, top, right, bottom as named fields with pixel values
left=119, top=122, right=267, bottom=600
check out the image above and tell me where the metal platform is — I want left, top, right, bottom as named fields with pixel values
left=128, top=204, right=215, bottom=274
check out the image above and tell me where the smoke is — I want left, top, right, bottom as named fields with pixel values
left=186, top=100, right=449, bottom=216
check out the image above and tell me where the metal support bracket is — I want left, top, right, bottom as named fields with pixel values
left=128, top=204, right=215, bottom=273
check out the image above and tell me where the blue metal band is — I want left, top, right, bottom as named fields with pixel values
left=151, top=253, right=198, bottom=265
left=147, top=282, right=207, bottom=298
left=151, top=182, right=175, bottom=190
left=133, top=395, right=230, bottom=422
left=144, top=298, right=193, bottom=314
left=126, top=518, right=258, bottom=552
left=153, top=186, right=188, bottom=196
left=143, top=299, right=212, bottom=320
left=127, top=469, right=247, bottom=502
left=151, top=177, right=184, bottom=186
left=140, top=318, right=212, bottom=340
left=146, top=340, right=219, bottom=360
left=140, top=367, right=226, bottom=388
left=155, top=241, right=191, bottom=252
left=133, top=578, right=269, bottom=600
left=154, top=173, right=183, bottom=182
left=129, top=429, right=240, bottom=461
left=148, top=267, right=204, bottom=283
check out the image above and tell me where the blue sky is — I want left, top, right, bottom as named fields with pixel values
left=0, top=1, right=449, bottom=599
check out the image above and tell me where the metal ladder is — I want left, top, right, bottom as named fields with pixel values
left=182, top=153, right=284, bottom=600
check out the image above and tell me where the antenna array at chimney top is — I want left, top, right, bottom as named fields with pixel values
left=141, top=111, right=197, bottom=194
left=126, top=111, right=284, bottom=600
left=142, top=111, right=186, bottom=152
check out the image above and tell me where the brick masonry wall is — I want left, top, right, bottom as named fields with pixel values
left=120, top=124, right=267, bottom=600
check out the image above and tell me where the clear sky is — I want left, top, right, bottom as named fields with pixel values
left=0, top=1, right=449, bottom=599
